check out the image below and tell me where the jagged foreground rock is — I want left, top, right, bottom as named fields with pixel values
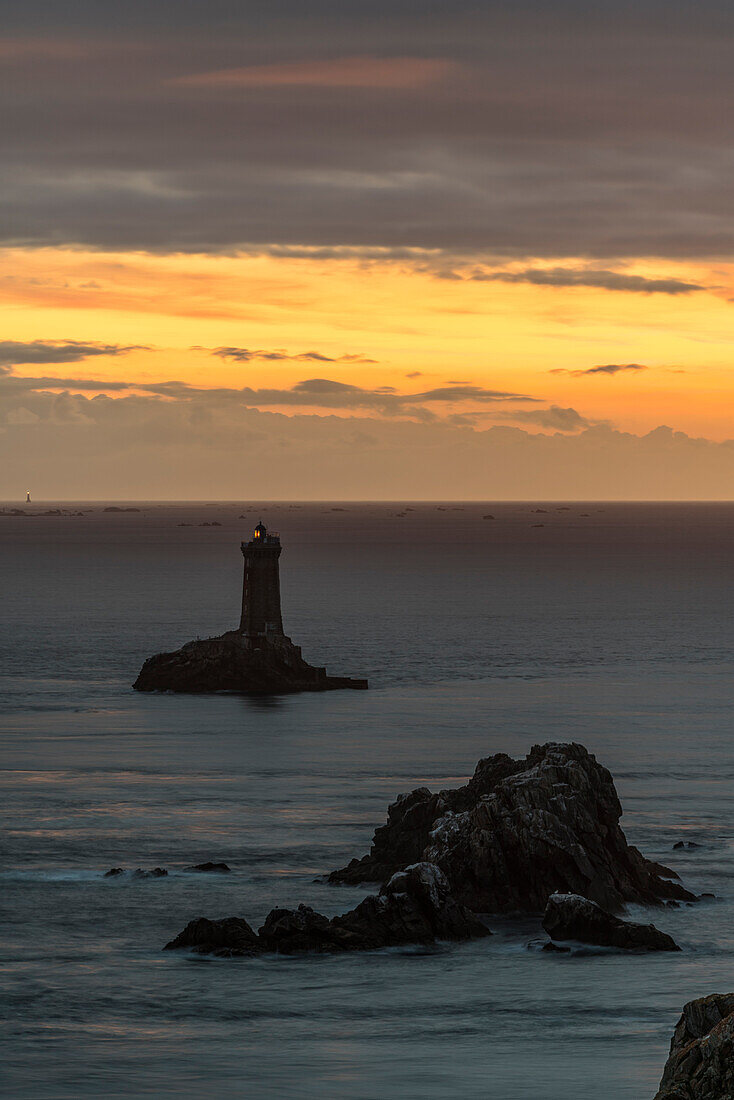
left=542, top=893, right=680, bottom=951
left=133, top=632, right=367, bottom=694
left=654, top=994, right=734, bottom=1099
left=164, top=862, right=490, bottom=957
left=330, top=743, right=694, bottom=913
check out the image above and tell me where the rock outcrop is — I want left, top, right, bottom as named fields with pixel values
left=164, top=862, right=490, bottom=957
left=103, top=866, right=167, bottom=878
left=329, top=743, right=694, bottom=913
left=133, top=632, right=368, bottom=694
left=542, top=892, right=680, bottom=951
left=185, top=862, right=231, bottom=873
left=654, top=994, right=734, bottom=1099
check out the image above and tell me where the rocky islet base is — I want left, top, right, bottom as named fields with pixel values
left=133, top=631, right=368, bottom=694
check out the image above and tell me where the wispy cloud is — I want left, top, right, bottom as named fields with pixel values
left=449, top=268, right=705, bottom=295
left=172, top=56, right=455, bottom=91
left=550, top=363, right=648, bottom=377
left=209, top=346, right=377, bottom=364
left=0, top=340, right=145, bottom=369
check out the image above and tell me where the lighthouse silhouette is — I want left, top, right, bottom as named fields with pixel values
left=133, top=519, right=368, bottom=691
left=239, top=522, right=285, bottom=639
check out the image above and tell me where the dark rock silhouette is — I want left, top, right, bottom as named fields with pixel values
left=185, top=862, right=231, bottom=873
left=103, top=866, right=167, bottom=878
left=134, top=523, right=367, bottom=694
left=164, top=862, right=490, bottom=958
left=134, top=632, right=367, bottom=693
left=166, top=916, right=260, bottom=957
left=654, top=993, right=734, bottom=1099
left=329, top=743, right=694, bottom=913
left=542, top=892, right=680, bottom=951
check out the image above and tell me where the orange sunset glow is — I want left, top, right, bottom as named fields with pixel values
left=4, top=5, right=734, bottom=497
left=4, top=247, right=734, bottom=434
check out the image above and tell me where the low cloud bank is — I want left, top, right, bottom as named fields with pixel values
left=2, top=387, right=733, bottom=500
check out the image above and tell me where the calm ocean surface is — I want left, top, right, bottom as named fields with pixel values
left=2, top=502, right=734, bottom=1099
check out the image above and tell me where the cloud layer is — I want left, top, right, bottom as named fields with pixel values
left=4, top=2, right=734, bottom=258
left=0, top=366, right=538, bottom=419
left=3, top=383, right=734, bottom=500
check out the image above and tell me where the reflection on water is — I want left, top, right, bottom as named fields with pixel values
left=3, top=504, right=734, bottom=1098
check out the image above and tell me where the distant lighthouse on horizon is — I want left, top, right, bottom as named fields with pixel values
left=26, top=490, right=31, bottom=503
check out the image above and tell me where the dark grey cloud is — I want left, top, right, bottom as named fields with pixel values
left=0, top=374, right=134, bottom=394
left=138, top=377, right=538, bottom=414
left=551, top=363, right=648, bottom=377
left=462, top=269, right=704, bottom=294
left=0, top=367, right=538, bottom=416
left=210, top=346, right=377, bottom=363
left=4, top=4, right=734, bottom=258
left=0, top=340, right=144, bottom=368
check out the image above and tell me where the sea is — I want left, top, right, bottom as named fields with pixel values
left=2, top=501, right=734, bottom=1100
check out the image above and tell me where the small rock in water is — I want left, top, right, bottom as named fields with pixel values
left=673, top=841, right=685, bottom=849
left=541, top=940, right=571, bottom=953
left=542, top=893, right=680, bottom=952
left=165, top=917, right=260, bottom=958
left=104, top=866, right=168, bottom=878
left=185, top=862, right=231, bottom=873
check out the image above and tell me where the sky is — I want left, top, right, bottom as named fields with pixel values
left=4, top=0, right=734, bottom=499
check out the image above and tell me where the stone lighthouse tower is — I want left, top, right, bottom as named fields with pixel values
left=239, top=522, right=285, bottom=639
